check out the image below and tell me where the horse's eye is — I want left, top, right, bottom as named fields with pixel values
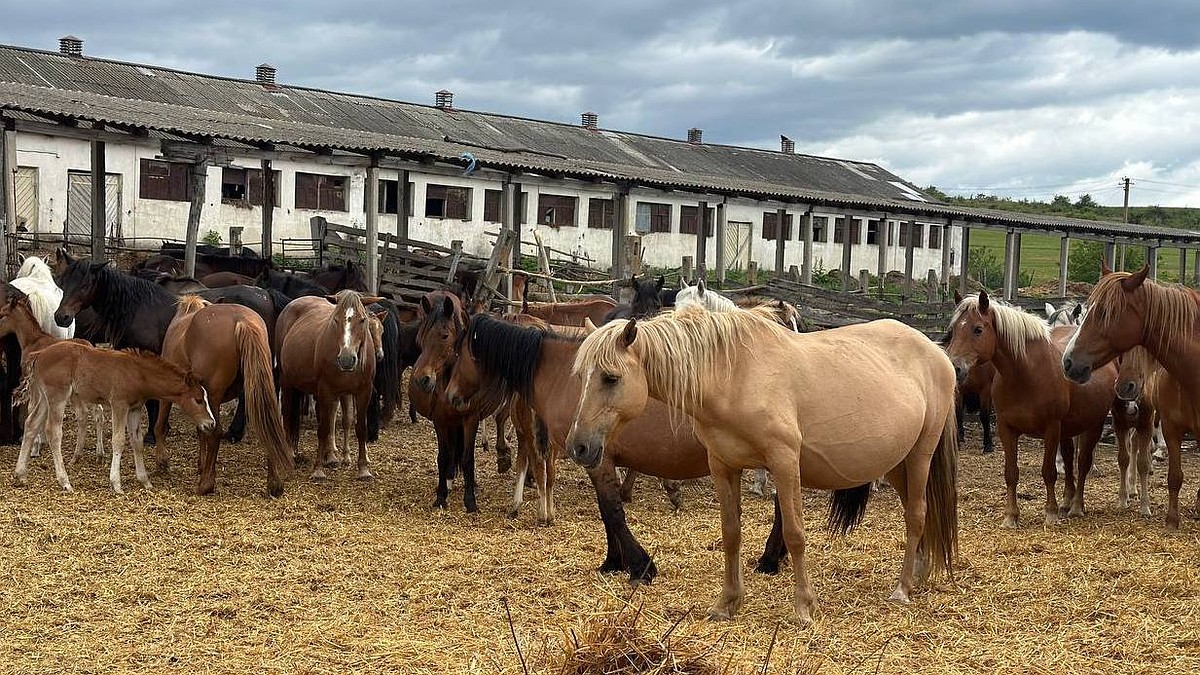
left=602, top=373, right=620, bottom=385
left=972, top=326, right=984, bottom=336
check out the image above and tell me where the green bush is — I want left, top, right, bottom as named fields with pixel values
left=202, top=229, right=222, bottom=246
left=1067, top=241, right=1145, bottom=283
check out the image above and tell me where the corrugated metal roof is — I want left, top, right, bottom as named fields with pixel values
left=2, top=43, right=1198, bottom=244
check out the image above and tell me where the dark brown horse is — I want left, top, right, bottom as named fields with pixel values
left=602, top=275, right=664, bottom=322
left=277, top=291, right=384, bottom=481
left=201, top=271, right=256, bottom=288
left=155, top=296, right=294, bottom=497
left=311, top=259, right=369, bottom=293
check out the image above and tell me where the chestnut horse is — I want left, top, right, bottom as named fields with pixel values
left=16, top=342, right=216, bottom=494
left=278, top=290, right=384, bottom=481
left=443, top=312, right=790, bottom=581
left=946, top=291, right=1115, bottom=527
left=567, top=306, right=958, bottom=623
left=520, top=296, right=618, bottom=327
left=155, top=296, right=294, bottom=497
left=1063, top=265, right=1200, bottom=528
left=1112, top=348, right=1160, bottom=519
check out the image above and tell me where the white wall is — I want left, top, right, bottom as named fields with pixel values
left=11, top=128, right=956, bottom=280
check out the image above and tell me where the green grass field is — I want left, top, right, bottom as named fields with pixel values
left=971, top=229, right=1192, bottom=290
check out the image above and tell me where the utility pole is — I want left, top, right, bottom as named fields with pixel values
left=1122, top=176, right=1133, bottom=223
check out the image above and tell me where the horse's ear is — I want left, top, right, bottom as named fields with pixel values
left=1101, top=259, right=1114, bottom=276
left=324, top=295, right=338, bottom=305
left=582, top=317, right=598, bottom=333
left=777, top=298, right=785, bottom=309
left=372, top=310, right=388, bottom=322
left=978, top=289, right=990, bottom=314
left=620, top=318, right=638, bottom=348
left=1121, top=264, right=1150, bottom=291
left=359, top=296, right=385, bottom=306
left=441, top=295, right=454, bottom=318
left=656, top=275, right=664, bottom=291
left=953, top=289, right=963, bottom=305
left=56, top=247, right=70, bottom=263
left=420, top=295, right=433, bottom=314
left=1044, top=303, right=1056, bottom=318
left=697, top=278, right=707, bottom=295
left=1072, top=303, right=1083, bottom=320
left=4, top=283, right=27, bottom=304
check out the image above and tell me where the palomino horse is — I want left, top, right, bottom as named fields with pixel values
left=0, top=284, right=106, bottom=462
left=16, top=341, right=216, bottom=494
left=443, top=312, right=789, bottom=582
left=946, top=291, right=1115, bottom=527
left=278, top=290, right=385, bottom=481
left=155, top=296, right=294, bottom=497
left=1063, top=265, right=1200, bottom=528
left=567, top=306, right=958, bottom=622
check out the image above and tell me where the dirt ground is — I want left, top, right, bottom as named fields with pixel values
left=0, top=402, right=1198, bottom=675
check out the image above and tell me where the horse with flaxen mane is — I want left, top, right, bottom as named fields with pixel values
left=16, top=341, right=216, bottom=494
left=443, top=312, right=790, bottom=581
left=0, top=284, right=105, bottom=462
left=1064, top=264, right=1200, bottom=528
left=567, top=305, right=959, bottom=623
left=947, top=291, right=1114, bottom=527
left=154, top=295, right=294, bottom=497
left=277, top=290, right=385, bottom=481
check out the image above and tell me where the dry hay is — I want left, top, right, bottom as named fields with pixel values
left=0, top=397, right=1198, bottom=674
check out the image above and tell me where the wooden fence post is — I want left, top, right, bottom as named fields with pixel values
left=624, top=234, right=642, bottom=276
left=747, top=261, right=758, bottom=285
left=858, top=269, right=870, bottom=292
left=471, top=228, right=518, bottom=311
left=682, top=256, right=693, bottom=283
left=534, top=229, right=557, bottom=303
left=788, top=265, right=800, bottom=282
left=927, top=269, right=939, bottom=302
left=445, top=240, right=464, bottom=284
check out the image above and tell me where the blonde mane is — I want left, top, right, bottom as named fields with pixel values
left=1088, top=273, right=1199, bottom=352
left=175, top=295, right=211, bottom=317
left=572, top=303, right=785, bottom=415
left=951, top=295, right=1049, bottom=359
left=333, top=289, right=370, bottom=317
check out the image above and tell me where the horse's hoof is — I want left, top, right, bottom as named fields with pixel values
left=323, top=459, right=340, bottom=469
left=356, top=471, right=374, bottom=482
left=223, top=430, right=245, bottom=443
left=628, top=559, right=657, bottom=585
left=537, top=516, right=553, bottom=527
left=156, top=461, right=170, bottom=474
left=496, top=454, right=512, bottom=475
left=62, top=485, right=74, bottom=494
left=707, top=609, right=732, bottom=622
left=432, top=499, right=448, bottom=510
left=113, top=487, right=125, bottom=496
left=1001, top=517, right=1020, bottom=529
left=888, top=587, right=912, bottom=604
left=309, top=470, right=329, bottom=482
left=982, top=446, right=995, bottom=455
left=464, top=499, right=479, bottom=514
left=1044, top=511, right=1063, bottom=526
left=754, top=557, right=783, bottom=575
left=1067, top=508, right=1085, bottom=519
left=30, top=450, right=41, bottom=459
left=599, top=558, right=626, bottom=575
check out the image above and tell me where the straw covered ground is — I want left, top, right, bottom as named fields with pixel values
left=1, top=403, right=1198, bottom=675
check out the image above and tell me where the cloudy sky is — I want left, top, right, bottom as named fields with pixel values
left=4, top=1, right=1200, bottom=206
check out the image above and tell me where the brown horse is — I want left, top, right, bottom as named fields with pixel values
left=567, top=306, right=958, bottom=623
left=521, top=297, right=617, bottom=327
left=16, top=342, right=216, bottom=493
left=1112, top=348, right=1159, bottom=518
left=277, top=290, right=384, bottom=481
left=946, top=291, right=1115, bottom=527
left=155, top=296, right=294, bottom=497
left=0, top=284, right=106, bottom=463
left=200, top=271, right=256, bottom=288
left=1063, top=265, right=1200, bottom=528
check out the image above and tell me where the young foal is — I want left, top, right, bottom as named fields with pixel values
left=568, top=306, right=959, bottom=623
left=278, top=290, right=384, bottom=481
left=16, top=342, right=216, bottom=493
left=1113, top=348, right=1160, bottom=519
left=946, top=291, right=1115, bottom=527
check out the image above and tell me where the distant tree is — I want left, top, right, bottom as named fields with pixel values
left=1051, top=195, right=1072, bottom=208
left=1068, top=240, right=1146, bottom=283
left=923, top=185, right=949, bottom=201
left=1075, top=194, right=1098, bottom=209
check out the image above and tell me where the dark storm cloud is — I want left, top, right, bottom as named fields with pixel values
left=5, top=1, right=1200, bottom=204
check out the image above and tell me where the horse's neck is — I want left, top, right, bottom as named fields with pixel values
left=127, top=356, right=188, bottom=398
left=530, top=337, right=584, bottom=424
left=1147, top=338, right=1200, bottom=405
left=989, top=335, right=1056, bottom=388
left=10, top=306, right=55, bottom=352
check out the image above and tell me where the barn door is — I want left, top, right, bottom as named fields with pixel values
left=66, top=172, right=122, bottom=244
left=14, top=167, right=38, bottom=231
left=724, top=220, right=751, bottom=271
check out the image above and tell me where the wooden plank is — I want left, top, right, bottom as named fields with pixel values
left=261, top=158, right=274, bottom=259
left=90, top=140, right=107, bottom=260
left=184, top=161, right=208, bottom=276
left=365, top=163, right=380, bottom=293
left=0, top=121, right=14, bottom=280
left=774, top=207, right=786, bottom=274
left=472, top=228, right=517, bottom=310
left=800, top=210, right=814, bottom=285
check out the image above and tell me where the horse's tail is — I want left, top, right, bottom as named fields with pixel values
left=378, top=311, right=400, bottom=426
left=923, top=404, right=960, bottom=579
left=827, top=482, right=872, bottom=535
left=235, top=319, right=294, bottom=497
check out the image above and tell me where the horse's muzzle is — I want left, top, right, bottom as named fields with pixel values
left=446, top=390, right=469, bottom=412
left=417, top=373, right=436, bottom=393
left=1062, top=355, right=1092, bottom=384
left=568, top=437, right=603, bottom=469
left=53, top=311, right=74, bottom=328
left=336, top=354, right=359, bottom=372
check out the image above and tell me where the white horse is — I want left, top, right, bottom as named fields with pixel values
left=1044, top=301, right=1083, bottom=328
left=675, top=278, right=739, bottom=312
left=9, top=256, right=105, bottom=460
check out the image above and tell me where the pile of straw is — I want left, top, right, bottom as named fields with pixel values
left=554, top=601, right=724, bottom=675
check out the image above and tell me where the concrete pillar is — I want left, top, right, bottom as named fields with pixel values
left=1148, top=243, right=1159, bottom=280
left=91, top=140, right=107, bottom=261
left=1011, top=232, right=1023, bottom=299
left=694, top=200, right=709, bottom=280
left=840, top=215, right=854, bottom=291
left=1058, top=235, right=1070, bottom=297
left=904, top=219, right=916, bottom=297
left=260, top=158, right=274, bottom=259
left=877, top=217, right=890, bottom=297
left=0, top=119, right=14, bottom=281
left=1104, top=241, right=1117, bottom=271
left=1002, top=230, right=1015, bottom=300
left=940, top=219, right=952, bottom=291
left=365, top=163, right=380, bottom=294
left=1180, top=248, right=1187, bottom=285
left=611, top=188, right=629, bottom=278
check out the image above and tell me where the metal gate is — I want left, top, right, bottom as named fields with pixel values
left=66, top=172, right=122, bottom=244
left=14, top=167, right=38, bottom=230
left=724, top=220, right=752, bottom=271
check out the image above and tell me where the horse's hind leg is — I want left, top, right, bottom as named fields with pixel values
left=311, top=394, right=336, bottom=480
left=47, top=397, right=73, bottom=493
left=1069, top=426, right=1103, bottom=519
left=493, top=407, right=512, bottom=475
left=108, top=404, right=130, bottom=494
left=126, top=407, right=152, bottom=490
left=70, top=399, right=89, bottom=466
left=1040, top=429, right=1064, bottom=524
left=224, top=393, right=248, bottom=443
left=460, top=418, right=480, bottom=513
left=1134, top=424, right=1153, bottom=517
left=618, top=470, right=639, bottom=503
left=153, top=400, right=174, bottom=473
left=15, top=389, right=47, bottom=487
left=754, top=493, right=789, bottom=575
left=1116, top=425, right=1132, bottom=509
left=660, top=478, right=684, bottom=510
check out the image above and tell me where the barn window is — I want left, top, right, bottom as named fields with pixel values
left=139, top=159, right=191, bottom=202
left=295, top=172, right=347, bottom=211
left=761, top=211, right=793, bottom=240
left=680, top=205, right=715, bottom=236
left=588, top=198, right=614, bottom=229
left=928, top=224, right=942, bottom=249
left=912, top=223, right=924, bottom=248
left=538, top=194, right=577, bottom=228
left=899, top=222, right=925, bottom=249
left=811, top=216, right=828, bottom=242
left=425, top=184, right=472, bottom=219
left=635, top=202, right=671, bottom=233
left=866, top=219, right=880, bottom=245
left=222, top=167, right=280, bottom=207
left=483, top=189, right=502, bottom=222
left=833, top=217, right=861, bottom=245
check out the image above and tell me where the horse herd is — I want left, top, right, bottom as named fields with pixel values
left=3, top=249, right=1196, bottom=624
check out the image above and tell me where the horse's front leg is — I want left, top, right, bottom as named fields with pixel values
left=311, top=393, right=337, bottom=480
left=706, top=454, right=749, bottom=622
left=126, top=407, right=152, bottom=490
left=460, top=416, right=480, bottom=513
left=1069, top=425, right=1103, bottom=518
left=224, top=392, right=248, bottom=443
left=353, top=391, right=373, bottom=481
left=340, top=394, right=354, bottom=466
left=1134, top=423, right=1153, bottom=517
left=1163, top=420, right=1185, bottom=530
left=71, top=398, right=89, bottom=466
left=153, top=400, right=174, bottom=473
left=586, top=456, right=656, bottom=583
left=997, top=422, right=1022, bottom=528
left=1039, top=427, right=1062, bottom=525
